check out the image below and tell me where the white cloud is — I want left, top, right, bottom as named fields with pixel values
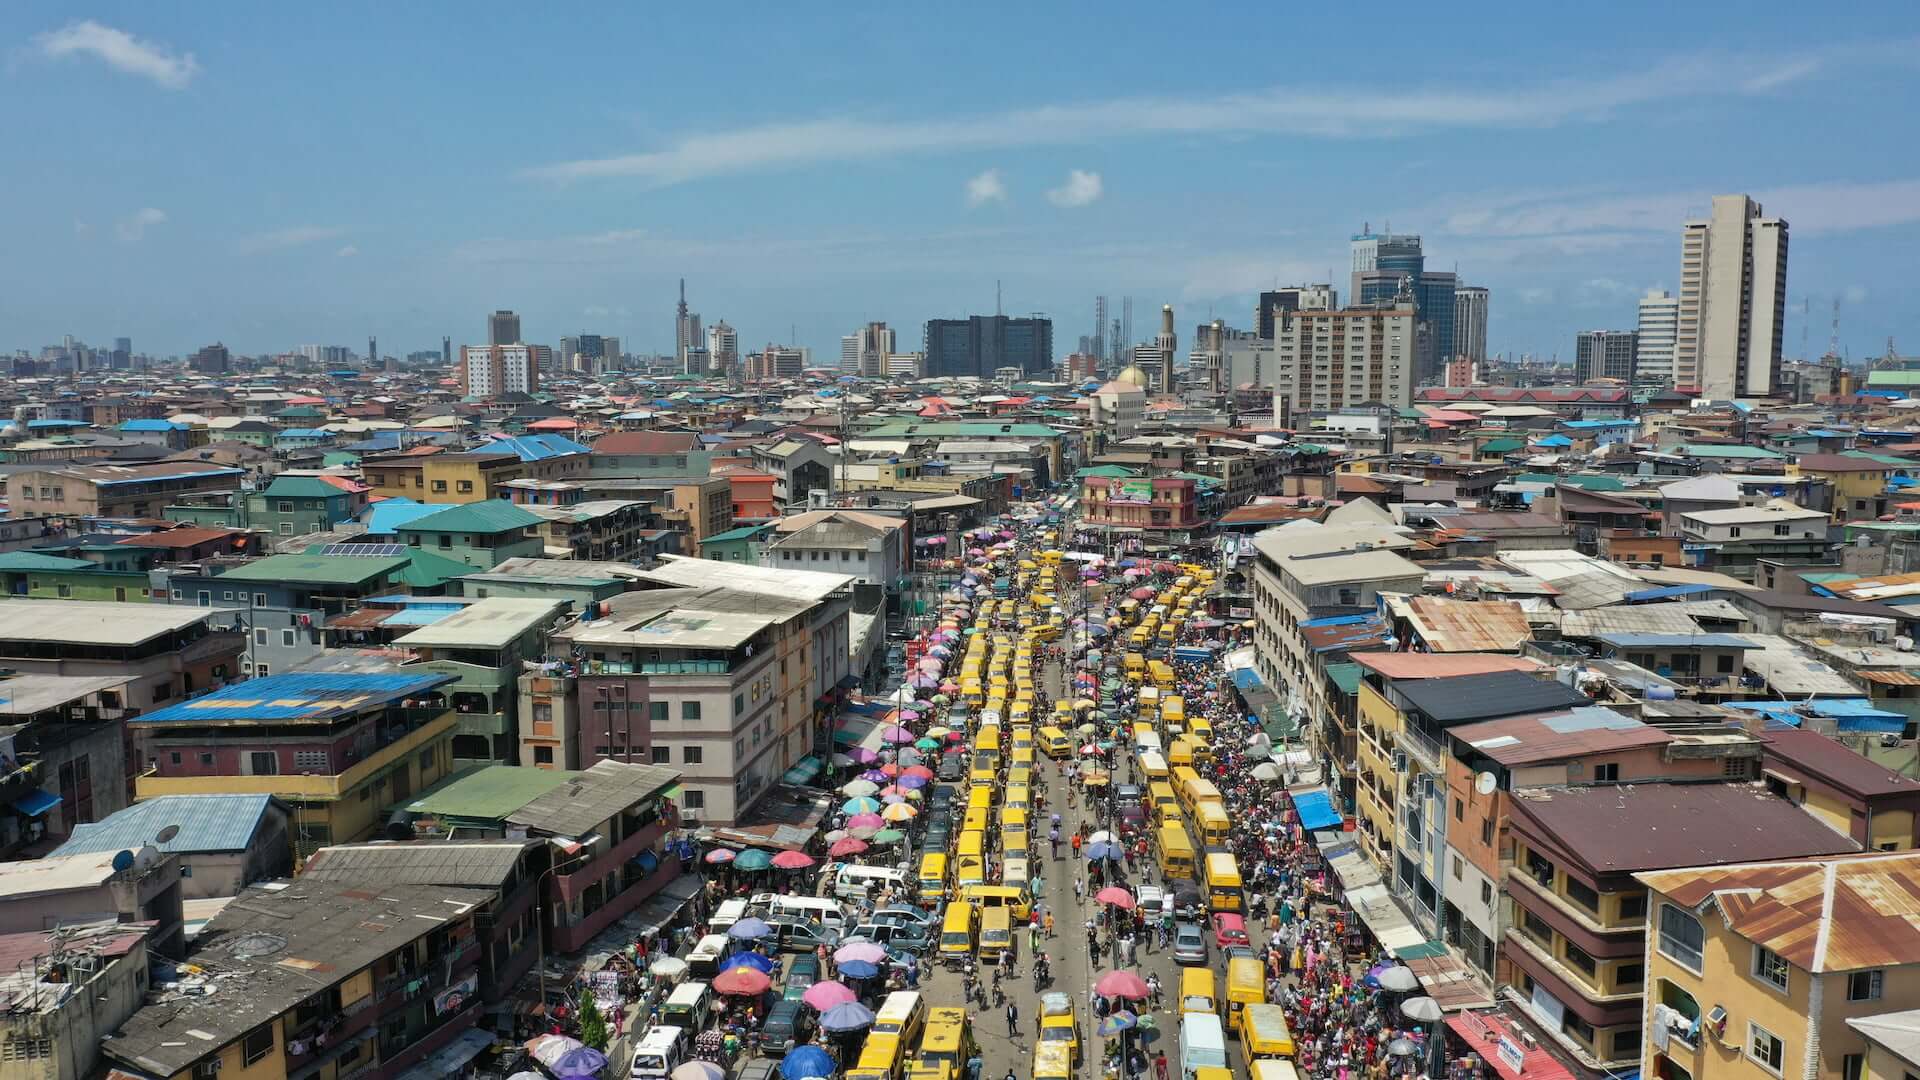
left=36, top=20, right=198, bottom=90
left=521, top=43, right=1882, bottom=186
left=1844, top=284, right=1870, bottom=305
left=582, top=228, right=648, bottom=245
left=1047, top=170, right=1104, bottom=208
left=235, top=225, right=347, bottom=255
left=1517, top=287, right=1556, bottom=305
left=116, top=207, right=166, bottom=242
left=965, top=169, right=1007, bottom=207
left=1572, top=277, right=1643, bottom=308
left=335, top=244, right=359, bottom=258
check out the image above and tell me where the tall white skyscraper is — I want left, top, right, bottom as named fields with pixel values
left=707, top=321, right=738, bottom=375
left=1453, top=286, right=1489, bottom=366
left=1675, top=194, right=1789, bottom=399
left=1636, top=289, right=1679, bottom=386
left=841, top=335, right=861, bottom=371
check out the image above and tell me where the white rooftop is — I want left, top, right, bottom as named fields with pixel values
left=394, top=598, right=565, bottom=650
left=642, top=554, right=854, bottom=601
left=0, top=601, right=217, bottom=646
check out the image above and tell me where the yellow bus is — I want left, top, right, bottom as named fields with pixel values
left=1179, top=775, right=1223, bottom=819
left=938, top=903, right=977, bottom=967
left=848, top=992, right=929, bottom=1080
left=1156, top=821, right=1197, bottom=881
left=905, top=1008, right=977, bottom=1080
left=1129, top=626, right=1152, bottom=650
left=1039, top=727, right=1072, bottom=759
left=917, top=853, right=948, bottom=903
left=1180, top=967, right=1219, bottom=1019
left=1167, top=737, right=1194, bottom=769
left=1171, top=765, right=1201, bottom=800
left=1203, top=852, right=1244, bottom=912
left=955, top=834, right=986, bottom=887
left=1194, top=801, right=1232, bottom=850
left=1226, top=956, right=1265, bottom=1027
left=1123, top=654, right=1146, bottom=684
left=1137, top=750, right=1170, bottom=782
left=1149, top=781, right=1180, bottom=824
left=1160, top=696, right=1186, bottom=732
left=1147, top=660, right=1176, bottom=691
left=1239, top=1003, right=1296, bottom=1059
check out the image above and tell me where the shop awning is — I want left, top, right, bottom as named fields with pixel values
left=1445, top=1012, right=1573, bottom=1080
left=11, top=790, right=60, bottom=818
left=1344, top=884, right=1429, bottom=957
left=1313, top=834, right=1382, bottom=892
left=781, top=756, right=824, bottom=785
left=393, top=1028, right=495, bottom=1080
left=1292, top=788, right=1343, bottom=832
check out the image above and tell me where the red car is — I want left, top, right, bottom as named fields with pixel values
left=1211, top=913, right=1250, bottom=949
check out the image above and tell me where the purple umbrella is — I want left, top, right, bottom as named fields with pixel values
left=882, top=726, right=915, bottom=744
left=847, top=747, right=879, bottom=764
left=859, top=769, right=889, bottom=783
left=895, top=773, right=929, bottom=790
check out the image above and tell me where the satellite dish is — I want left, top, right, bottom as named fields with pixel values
left=153, top=824, right=181, bottom=846
left=1475, top=772, right=1498, bottom=796
left=110, top=850, right=135, bottom=872
left=133, top=845, right=160, bottom=871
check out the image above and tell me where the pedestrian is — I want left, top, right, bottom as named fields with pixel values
left=1007, top=1001, right=1019, bottom=1037
left=1155, top=1052, right=1170, bottom=1080
left=967, top=1054, right=984, bottom=1080
left=1045, top=910, right=1055, bottom=937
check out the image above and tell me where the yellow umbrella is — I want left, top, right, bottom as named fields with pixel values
left=882, top=802, right=919, bottom=822
left=1074, top=698, right=1097, bottom=711
left=925, top=725, right=953, bottom=738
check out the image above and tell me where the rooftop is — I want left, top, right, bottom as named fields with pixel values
left=404, top=765, right=577, bottom=823
left=1400, top=596, right=1531, bottom=653
left=104, top=880, right=492, bottom=1077
left=301, top=839, right=533, bottom=888
left=210, top=551, right=409, bottom=586
left=1761, top=728, right=1920, bottom=798
left=392, top=597, right=564, bottom=650
left=1510, top=782, right=1858, bottom=875
left=1396, top=670, right=1590, bottom=723
left=0, top=851, right=131, bottom=899
left=640, top=555, right=854, bottom=601
left=1349, top=653, right=1543, bottom=680
left=0, top=600, right=215, bottom=646
left=504, top=759, right=682, bottom=837
left=1451, top=706, right=1672, bottom=766
left=560, top=586, right=812, bottom=649
left=51, top=795, right=281, bottom=857
left=398, top=499, right=544, bottom=534
left=132, top=670, right=456, bottom=727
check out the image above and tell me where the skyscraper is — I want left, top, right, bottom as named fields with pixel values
left=851, top=322, right=895, bottom=377
left=489, top=310, right=521, bottom=346
left=442, top=336, right=452, bottom=366
left=922, top=316, right=1053, bottom=378
left=459, top=344, right=540, bottom=398
left=707, top=322, right=738, bottom=375
left=1255, top=286, right=1337, bottom=338
left=1269, top=301, right=1417, bottom=420
left=1575, top=330, right=1638, bottom=383
left=1453, top=286, right=1489, bottom=366
left=1352, top=231, right=1457, bottom=384
left=1636, top=289, right=1679, bottom=386
left=675, top=280, right=703, bottom=374
left=368, top=336, right=378, bottom=365
left=1675, top=194, right=1789, bottom=398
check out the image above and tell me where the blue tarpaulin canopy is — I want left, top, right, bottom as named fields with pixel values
left=11, top=790, right=60, bottom=818
left=1729, top=698, right=1908, bottom=734
left=1293, top=788, right=1343, bottom=832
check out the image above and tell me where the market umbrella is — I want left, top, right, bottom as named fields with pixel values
left=704, top=848, right=736, bottom=865
left=870, top=828, right=907, bottom=846
left=1095, top=886, right=1136, bottom=909
left=1086, top=830, right=1117, bottom=845
left=1251, top=762, right=1282, bottom=782
left=509, top=1073, right=546, bottom=1080
left=902, top=764, right=936, bottom=780
left=895, top=773, right=929, bottom=791
left=649, top=955, right=688, bottom=978
left=897, top=749, right=924, bottom=767
left=728, top=917, right=773, bottom=940
left=829, top=837, right=869, bottom=857
left=1387, top=1038, right=1418, bottom=1058
left=837, top=958, right=880, bottom=980
left=1082, top=773, right=1111, bottom=787
left=882, top=803, right=918, bottom=822
left=1076, top=723, right=1099, bottom=736
left=802, top=980, right=857, bottom=1011
left=1378, top=966, right=1421, bottom=993
left=842, top=797, right=881, bottom=815
left=551, top=1047, right=609, bottom=1078
left=713, top=966, right=772, bottom=996
left=1245, top=743, right=1272, bottom=761
left=829, top=753, right=856, bottom=768
left=847, top=824, right=880, bottom=840
left=1097, top=1011, right=1138, bottom=1037
left=820, top=1001, right=878, bottom=1033
left=847, top=811, right=885, bottom=830
left=835, top=941, right=888, bottom=964
left=857, top=769, right=890, bottom=783
left=1095, top=970, right=1151, bottom=1000
left=1085, top=841, right=1121, bottom=861
left=1400, top=996, right=1444, bottom=1023
left=674, top=1062, right=728, bottom=1080
left=914, top=737, right=941, bottom=751
left=925, top=726, right=953, bottom=739
left=721, top=951, right=775, bottom=973
left=848, top=747, right=879, bottom=764
left=782, top=1045, right=837, bottom=1080
left=734, top=849, right=773, bottom=871
left=771, top=850, right=816, bottom=870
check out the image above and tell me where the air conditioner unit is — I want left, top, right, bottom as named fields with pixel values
left=1391, top=750, right=1408, bottom=773
left=1883, top=733, right=1904, bottom=748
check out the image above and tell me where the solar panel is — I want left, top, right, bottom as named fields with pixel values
left=320, top=543, right=405, bottom=558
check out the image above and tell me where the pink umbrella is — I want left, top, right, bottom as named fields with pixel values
left=848, top=748, right=879, bottom=764
left=1095, top=886, right=1136, bottom=909
left=771, top=850, right=816, bottom=870
left=1095, top=970, right=1151, bottom=999
left=713, top=967, right=772, bottom=996
left=834, top=941, right=887, bottom=964
left=704, top=849, right=736, bottom=865
left=829, top=837, right=869, bottom=857
left=847, top=812, right=885, bottom=830
left=882, top=726, right=915, bottom=744
left=902, top=765, right=935, bottom=780
left=803, top=980, right=858, bottom=1010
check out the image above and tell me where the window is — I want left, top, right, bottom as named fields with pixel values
left=534, top=746, right=554, bottom=765
left=278, top=501, right=294, bottom=513
left=1717, top=654, right=1735, bottom=673
left=1753, top=945, right=1790, bottom=992
left=432, top=480, right=448, bottom=492
left=682, top=701, right=702, bottom=721
left=256, top=664, right=269, bottom=676
left=457, top=480, right=474, bottom=493
left=249, top=751, right=279, bottom=776
left=418, top=748, right=436, bottom=772
left=650, top=701, right=669, bottom=722
left=684, top=747, right=703, bottom=765
left=437, top=534, right=451, bottom=549
left=1453, top=799, right=1464, bottom=821
left=1748, top=1022, right=1785, bottom=1075
left=1617, top=893, right=1647, bottom=921
left=282, top=629, right=297, bottom=647
left=651, top=747, right=670, bottom=764
left=1658, top=904, right=1704, bottom=971
left=255, top=593, right=268, bottom=607
left=1844, top=1056, right=1863, bottom=1080
left=1481, top=881, right=1493, bottom=906
left=1848, top=969, right=1884, bottom=1001
left=1592, top=763, right=1619, bottom=782
left=1612, top=1029, right=1643, bottom=1058
left=243, top=1025, right=275, bottom=1066
left=1563, top=942, right=1597, bottom=977
left=1451, top=855, right=1463, bottom=880
left=1614, top=962, right=1643, bottom=987
left=199, top=753, right=213, bottom=766
left=683, top=790, right=705, bottom=809
left=735, top=694, right=746, bottom=715
left=1481, top=818, right=1494, bottom=846
left=254, top=628, right=269, bottom=646
left=279, top=522, right=294, bottom=535
left=293, top=750, right=328, bottom=771
left=1565, top=877, right=1600, bottom=913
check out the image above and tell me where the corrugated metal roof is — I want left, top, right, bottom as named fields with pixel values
left=504, top=760, right=680, bottom=838
left=1451, top=707, right=1671, bottom=765
left=1350, top=654, right=1542, bottom=680
left=1403, top=597, right=1531, bottom=653
left=301, top=839, right=533, bottom=888
left=50, top=795, right=278, bottom=856
left=133, top=671, right=456, bottom=725
left=406, top=764, right=577, bottom=821
left=1397, top=670, right=1589, bottom=724
left=1595, top=632, right=1756, bottom=649
left=1637, top=852, right=1920, bottom=973
left=1511, top=782, right=1858, bottom=876
left=212, top=552, right=409, bottom=585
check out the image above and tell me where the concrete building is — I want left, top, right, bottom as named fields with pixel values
left=7, top=461, right=244, bottom=521
left=49, top=794, right=292, bottom=900
left=760, top=510, right=908, bottom=599
left=1080, top=475, right=1200, bottom=534
left=458, top=344, right=541, bottom=398
left=1676, top=194, right=1789, bottom=399
left=923, top=316, right=1053, bottom=378
left=396, top=598, right=566, bottom=768
left=1638, top=289, right=1680, bottom=387
left=1256, top=285, right=1338, bottom=338
left=1268, top=302, right=1418, bottom=420
left=395, top=499, right=547, bottom=569
left=489, top=309, right=521, bottom=345
left=0, top=923, right=151, bottom=1080
left=707, top=320, right=738, bottom=375
left=0, top=851, right=184, bottom=957
left=1576, top=330, right=1640, bottom=383
left=0, top=601, right=242, bottom=710
left=1455, top=285, right=1489, bottom=367
left=1091, top=378, right=1147, bottom=440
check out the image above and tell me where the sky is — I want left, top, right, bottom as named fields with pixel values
left=5, top=2, right=1920, bottom=367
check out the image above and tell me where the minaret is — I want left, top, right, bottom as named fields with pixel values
left=1155, top=305, right=1177, bottom=393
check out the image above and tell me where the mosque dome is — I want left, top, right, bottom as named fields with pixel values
left=1114, top=364, right=1150, bottom=389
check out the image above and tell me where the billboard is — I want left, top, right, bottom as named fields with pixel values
left=1110, top=478, right=1153, bottom=504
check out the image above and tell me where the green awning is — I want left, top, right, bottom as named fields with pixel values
left=781, top=756, right=824, bottom=784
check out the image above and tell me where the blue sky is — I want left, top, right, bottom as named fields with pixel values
left=5, top=2, right=1920, bottom=366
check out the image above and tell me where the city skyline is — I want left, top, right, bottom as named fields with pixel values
left=4, top=5, right=1919, bottom=365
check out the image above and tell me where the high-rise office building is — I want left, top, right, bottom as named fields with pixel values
left=1454, top=286, right=1489, bottom=366
left=840, top=335, right=861, bottom=371
left=675, top=280, right=703, bottom=374
left=1675, top=194, right=1789, bottom=398
left=1352, top=231, right=1456, bottom=384
left=1636, top=289, right=1679, bottom=386
left=848, top=322, right=895, bottom=378
left=488, top=310, right=521, bottom=346
left=707, top=322, right=738, bottom=375
left=1269, top=301, right=1417, bottom=421
left=923, top=316, right=1053, bottom=379
left=458, top=344, right=540, bottom=398
left=1575, top=330, right=1638, bottom=383
left=1256, top=286, right=1337, bottom=338
left=442, top=337, right=452, bottom=366
left=190, top=343, right=232, bottom=374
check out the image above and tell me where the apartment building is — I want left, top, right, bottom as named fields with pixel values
left=6, top=461, right=244, bottom=520
left=395, top=597, right=566, bottom=768
left=1268, top=301, right=1418, bottom=420
left=0, top=600, right=242, bottom=709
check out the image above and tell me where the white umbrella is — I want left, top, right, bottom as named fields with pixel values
left=1251, top=762, right=1281, bottom=782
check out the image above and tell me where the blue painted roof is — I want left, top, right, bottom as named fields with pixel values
left=481, top=433, right=590, bottom=461
left=277, top=428, right=333, bottom=438
left=1293, top=788, right=1343, bottom=832
left=119, top=419, right=184, bottom=432
left=361, top=498, right=444, bottom=535
left=1731, top=698, right=1907, bottom=734
left=1532, top=434, right=1573, bottom=448
left=1595, top=633, right=1755, bottom=649
left=134, top=671, right=456, bottom=725
left=1623, top=583, right=1714, bottom=602
left=1230, top=667, right=1265, bottom=692
left=26, top=419, right=87, bottom=429
left=51, top=794, right=276, bottom=856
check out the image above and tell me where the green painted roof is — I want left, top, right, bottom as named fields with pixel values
left=404, top=764, right=577, bottom=822
left=1675, top=444, right=1785, bottom=459
left=1867, top=371, right=1920, bottom=387
left=215, top=552, right=409, bottom=585
left=259, top=476, right=345, bottom=499
left=1799, top=571, right=1860, bottom=584
left=397, top=549, right=479, bottom=589
left=1075, top=465, right=1138, bottom=479
left=0, top=552, right=94, bottom=571
left=1841, top=451, right=1917, bottom=467
left=700, top=524, right=774, bottom=546
left=1170, top=471, right=1225, bottom=490
left=1480, top=438, right=1525, bottom=453
left=1557, top=474, right=1628, bottom=492
left=398, top=500, right=543, bottom=534
left=321, top=451, right=361, bottom=467
left=1325, top=662, right=1363, bottom=695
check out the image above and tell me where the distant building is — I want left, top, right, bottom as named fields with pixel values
left=1454, top=285, right=1489, bottom=366
left=1676, top=193, right=1788, bottom=398
left=188, top=342, right=231, bottom=374
left=8, top=460, right=244, bottom=521
left=457, top=344, right=540, bottom=398
left=488, top=309, right=521, bottom=345
left=1636, top=288, right=1680, bottom=387
left=1269, top=301, right=1418, bottom=420
left=707, top=320, right=738, bottom=375
left=923, top=315, right=1053, bottom=378
left=1256, top=285, right=1337, bottom=339
left=1575, top=329, right=1638, bottom=383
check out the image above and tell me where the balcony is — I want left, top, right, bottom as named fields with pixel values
left=1655, top=980, right=1702, bottom=1053
left=136, top=710, right=456, bottom=801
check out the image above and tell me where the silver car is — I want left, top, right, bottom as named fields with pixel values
left=1172, top=922, right=1208, bottom=966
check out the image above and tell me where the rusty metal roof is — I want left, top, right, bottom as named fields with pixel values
left=1451, top=706, right=1672, bottom=765
left=1350, top=653, right=1542, bottom=680
left=1638, top=851, right=1920, bottom=973
left=1402, top=596, right=1532, bottom=653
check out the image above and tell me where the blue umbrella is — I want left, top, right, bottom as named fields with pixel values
left=820, top=1001, right=878, bottom=1033
left=1097, top=1011, right=1138, bottom=1037
left=722, top=951, right=775, bottom=973
left=728, top=917, right=773, bottom=940
left=781, top=1046, right=836, bottom=1080
left=837, top=958, right=880, bottom=980
left=1085, top=841, right=1121, bottom=861
left=734, top=849, right=773, bottom=871
left=551, top=1046, right=610, bottom=1078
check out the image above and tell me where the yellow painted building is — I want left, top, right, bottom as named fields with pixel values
left=362, top=448, right=590, bottom=503
left=1353, top=677, right=1400, bottom=867
left=1638, top=851, right=1920, bottom=1080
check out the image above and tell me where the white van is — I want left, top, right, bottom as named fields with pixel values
left=752, top=893, right=848, bottom=933
left=661, top=982, right=714, bottom=1034
left=1179, top=1014, right=1228, bottom=1080
left=1136, top=733, right=1165, bottom=757
left=686, top=934, right=731, bottom=979
left=833, top=865, right=907, bottom=902
left=1251, top=1062, right=1302, bottom=1080
left=708, top=898, right=749, bottom=936
left=631, top=1026, right=688, bottom=1080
